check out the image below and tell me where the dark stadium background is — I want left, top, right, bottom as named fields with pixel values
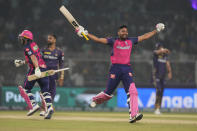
left=0, top=0, right=196, bottom=88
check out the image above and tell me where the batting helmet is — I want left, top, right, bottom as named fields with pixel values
left=19, top=30, right=33, bottom=40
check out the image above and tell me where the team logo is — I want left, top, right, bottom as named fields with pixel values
left=110, top=74, right=116, bottom=79
left=33, top=45, right=38, bottom=51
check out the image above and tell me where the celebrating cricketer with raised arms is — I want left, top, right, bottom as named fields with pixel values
left=75, top=23, right=165, bottom=123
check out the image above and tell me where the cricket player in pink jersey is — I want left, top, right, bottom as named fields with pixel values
left=15, top=30, right=54, bottom=119
left=76, top=23, right=165, bottom=123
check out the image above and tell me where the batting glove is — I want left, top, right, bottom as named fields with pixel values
left=76, top=25, right=88, bottom=37
left=14, top=59, right=25, bottom=67
left=156, top=23, right=165, bottom=32
left=35, top=67, right=42, bottom=78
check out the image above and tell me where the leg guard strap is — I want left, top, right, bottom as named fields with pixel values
left=42, top=92, right=52, bottom=108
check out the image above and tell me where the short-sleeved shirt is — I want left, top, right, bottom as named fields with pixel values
left=24, top=42, right=46, bottom=69
left=41, top=47, right=64, bottom=70
left=153, top=51, right=168, bottom=78
left=107, top=37, right=138, bottom=65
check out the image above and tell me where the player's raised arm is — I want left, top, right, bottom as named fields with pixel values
left=87, top=33, right=108, bottom=44
left=76, top=25, right=108, bottom=44
left=138, top=23, right=165, bottom=42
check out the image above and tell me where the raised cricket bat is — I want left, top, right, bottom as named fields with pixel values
left=28, top=68, right=70, bottom=81
left=59, top=5, right=89, bottom=40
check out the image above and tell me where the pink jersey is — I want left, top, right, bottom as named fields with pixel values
left=24, top=42, right=46, bottom=68
left=107, top=37, right=138, bottom=65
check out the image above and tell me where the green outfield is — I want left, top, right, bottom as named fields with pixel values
left=0, top=111, right=197, bottom=131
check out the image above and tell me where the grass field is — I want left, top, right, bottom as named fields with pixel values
left=0, top=111, right=197, bottom=131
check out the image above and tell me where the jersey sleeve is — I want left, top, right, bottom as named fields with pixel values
left=153, top=50, right=158, bottom=55
left=24, top=46, right=34, bottom=57
left=58, top=50, right=64, bottom=69
left=129, top=37, right=138, bottom=45
left=165, top=54, right=169, bottom=61
left=107, top=38, right=115, bottom=47
left=40, top=48, right=44, bottom=57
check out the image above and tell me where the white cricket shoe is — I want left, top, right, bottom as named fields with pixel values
left=44, top=106, right=54, bottom=119
left=27, top=104, right=40, bottom=116
left=154, top=108, right=161, bottom=115
left=40, top=111, right=46, bottom=116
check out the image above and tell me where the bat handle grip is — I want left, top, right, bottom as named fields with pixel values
left=81, top=32, right=89, bottom=41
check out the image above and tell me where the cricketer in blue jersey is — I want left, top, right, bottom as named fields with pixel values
left=152, top=43, right=172, bottom=115
left=39, top=34, right=64, bottom=116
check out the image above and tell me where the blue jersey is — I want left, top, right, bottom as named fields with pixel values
left=153, top=51, right=168, bottom=78
left=41, top=47, right=64, bottom=70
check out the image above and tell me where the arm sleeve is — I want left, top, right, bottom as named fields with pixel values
left=129, top=37, right=138, bottom=45
left=24, top=47, right=34, bottom=57
left=107, top=38, right=115, bottom=47
left=40, top=48, right=44, bottom=57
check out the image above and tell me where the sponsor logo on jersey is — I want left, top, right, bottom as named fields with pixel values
left=27, top=51, right=32, bottom=55
left=116, top=45, right=130, bottom=50
left=44, top=52, right=51, bottom=55
left=44, top=55, right=58, bottom=60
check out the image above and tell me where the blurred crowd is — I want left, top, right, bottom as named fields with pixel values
left=0, top=0, right=197, bottom=54
left=0, top=0, right=196, bottom=87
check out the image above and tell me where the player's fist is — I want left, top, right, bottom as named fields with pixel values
left=14, top=59, right=25, bottom=67
left=35, top=67, right=41, bottom=78
left=156, top=23, right=165, bottom=32
left=76, top=25, right=88, bottom=37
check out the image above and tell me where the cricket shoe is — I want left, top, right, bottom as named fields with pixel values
left=27, top=104, right=40, bottom=116
left=39, top=111, right=46, bottom=116
left=154, top=108, right=161, bottom=115
left=89, top=101, right=97, bottom=108
left=44, top=106, right=54, bottom=119
left=129, top=113, right=143, bottom=123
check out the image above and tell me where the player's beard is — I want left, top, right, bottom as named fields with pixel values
left=48, top=42, right=52, bottom=47
left=120, top=34, right=128, bottom=40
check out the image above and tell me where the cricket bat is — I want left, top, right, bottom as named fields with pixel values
left=28, top=68, right=70, bottom=81
left=59, top=5, right=89, bottom=40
